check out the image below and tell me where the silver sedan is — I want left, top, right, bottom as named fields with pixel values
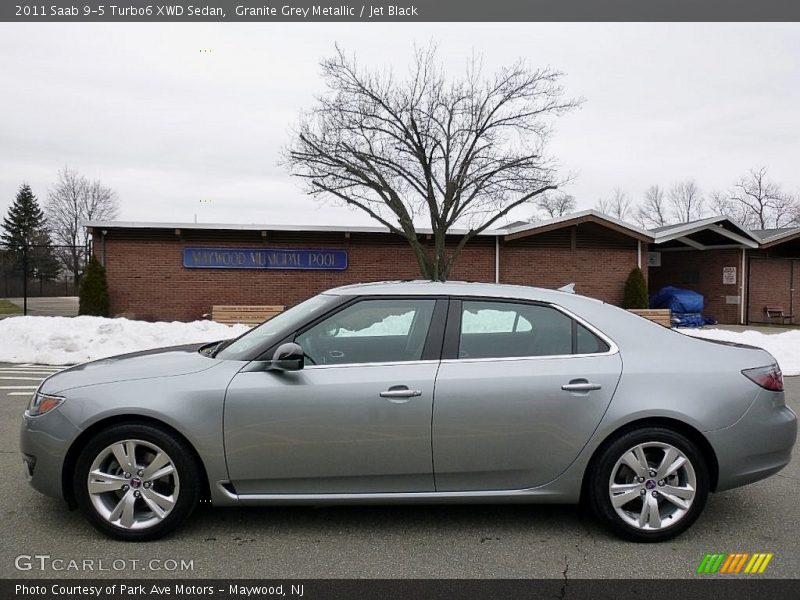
left=20, top=281, right=797, bottom=542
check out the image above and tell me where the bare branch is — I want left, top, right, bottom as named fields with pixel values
left=668, top=180, right=704, bottom=223
left=535, top=192, right=576, bottom=219
left=284, top=44, right=580, bottom=280
left=635, top=185, right=668, bottom=229
left=45, top=167, right=119, bottom=283
left=729, top=167, right=797, bottom=229
left=595, top=189, right=632, bottom=222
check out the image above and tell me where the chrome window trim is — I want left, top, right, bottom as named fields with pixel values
left=303, top=359, right=441, bottom=370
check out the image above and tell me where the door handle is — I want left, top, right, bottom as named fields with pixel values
left=380, top=386, right=422, bottom=401
left=561, top=379, right=602, bottom=392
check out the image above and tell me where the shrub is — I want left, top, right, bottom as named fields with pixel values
left=622, top=267, right=648, bottom=309
left=79, top=255, right=111, bottom=317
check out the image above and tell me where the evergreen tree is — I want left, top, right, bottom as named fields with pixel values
left=622, top=267, right=649, bottom=309
left=79, top=255, right=110, bottom=316
left=2, top=184, right=45, bottom=251
left=1, top=184, right=61, bottom=293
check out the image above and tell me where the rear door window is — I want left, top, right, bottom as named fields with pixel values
left=458, top=300, right=609, bottom=359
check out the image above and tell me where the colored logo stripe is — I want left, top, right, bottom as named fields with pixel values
left=697, top=553, right=726, bottom=573
left=719, top=553, right=748, bottom=573
left=744, top=553, right=773, bottom=574
left=697, top=552, right=773, bottom=574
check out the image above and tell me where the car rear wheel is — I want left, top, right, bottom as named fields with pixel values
left=73, top=422, right=201, bottom=541
left=589, top=427, right=709, bottom=542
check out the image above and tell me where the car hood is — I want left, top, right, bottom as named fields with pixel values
left=39, top=343, right=223, bottom=394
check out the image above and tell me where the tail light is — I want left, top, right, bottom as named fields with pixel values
left=742, top=365, right=784, bottom=392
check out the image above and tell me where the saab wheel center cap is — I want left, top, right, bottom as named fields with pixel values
left=645, top=479, right=656, bottom=490
left=130, top=477, right=142, bottom=489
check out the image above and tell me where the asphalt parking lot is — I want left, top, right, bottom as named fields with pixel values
left=1, top=297, right=79, bottom=318
left=1, top=363, right=797, bottom=580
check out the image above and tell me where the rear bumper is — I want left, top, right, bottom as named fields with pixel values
left=706, top=389, right=797, bottom=492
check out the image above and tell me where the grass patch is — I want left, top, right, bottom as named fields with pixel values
left=0, top=299, right=22, bottom=315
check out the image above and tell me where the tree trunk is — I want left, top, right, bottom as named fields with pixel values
left=405, top=235, right=436, bottom=280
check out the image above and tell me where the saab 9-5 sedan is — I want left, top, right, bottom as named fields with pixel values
left=21, top=281, right=797, bottom=541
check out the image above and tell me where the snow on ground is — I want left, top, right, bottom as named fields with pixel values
left=1, top=314, right=798, bottom=376
left=0, top=316, right=250, bottom=365
left=681, top=328, right=800, bottom=376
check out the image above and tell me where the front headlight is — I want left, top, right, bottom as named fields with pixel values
left=27, top=391, right=65, bottom=417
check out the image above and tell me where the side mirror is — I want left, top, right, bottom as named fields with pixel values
left=268, top=342, right=304, bottom=371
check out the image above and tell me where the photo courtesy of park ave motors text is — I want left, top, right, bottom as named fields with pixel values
left=2, top=4, right=800, bottom=590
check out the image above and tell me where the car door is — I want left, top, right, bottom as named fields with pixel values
left=224, top=296, right=447, bottom=495
left=433, top=298, right=622, bottom=491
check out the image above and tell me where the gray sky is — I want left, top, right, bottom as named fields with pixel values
left=1, top=22, right=798, bottom=227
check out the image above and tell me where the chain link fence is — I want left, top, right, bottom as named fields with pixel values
left=0, top=242, right=89, bottom=315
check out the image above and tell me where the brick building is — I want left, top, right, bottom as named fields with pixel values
left=86, top=211, right=800, bottom=325
left=648, top=217, right=759, bottom=325
left=648, top=217, right=800, bottom=326
left=747, top=229, right=800, bottom=325
left=86, top=211, right=650, bottom=322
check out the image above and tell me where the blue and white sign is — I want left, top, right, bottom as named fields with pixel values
left=183, top=247, right=348, bottom=270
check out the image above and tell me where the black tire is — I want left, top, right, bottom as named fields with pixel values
left=588, top=427, right=710, bottom=543
left=73, top=422, right=201, bottom=541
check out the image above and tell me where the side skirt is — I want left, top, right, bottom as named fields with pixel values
left=213, top=481, right=573, bottom=506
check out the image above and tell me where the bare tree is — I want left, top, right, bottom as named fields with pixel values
left=635, top=185, right=668, bottom=229
left=285, top=45, right=580, bottom=280
left=708, top=190, right=749, bottom=225
left=46, top=167, right=119, bottom=284
left=595, top=189, right=632, bottom=221
left=669, top=180, right=704, bottom=223
left=729, top=167, right=797, bottom=229
left=535, top=192, right=576, bottom=219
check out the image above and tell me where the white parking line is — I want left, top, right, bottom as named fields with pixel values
left=0, top=366, right=63, bottom=370
left=0, top=371, right=59, bottom=375
left=7, top=392, right=33, bottom=396
left=0, top=377, right=48, bottom=381
left=0, top=386, right=39, bottom=390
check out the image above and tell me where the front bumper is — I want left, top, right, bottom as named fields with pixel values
left=20, top=407, right=81, bottom=500
left=707, top=388, right=797, bottom=492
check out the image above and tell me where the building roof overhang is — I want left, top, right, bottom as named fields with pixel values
left=651, top=216, right=760, bottom=249
left=84, top=221, right=507, bottom=237
left=756, top=228, right=800, bottom=249
left=503, top=209, right=653, bottom=243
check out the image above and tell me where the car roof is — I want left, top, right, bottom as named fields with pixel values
left=324, top=280, right=603, bottom=305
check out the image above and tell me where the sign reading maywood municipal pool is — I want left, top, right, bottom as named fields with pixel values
left=183, top=247, right=348, bottom=270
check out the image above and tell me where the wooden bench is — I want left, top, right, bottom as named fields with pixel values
left=765, top=306, right=793, bottom=324
left=629, top=308, right=672, bottom=328
left=209, top=305, right=284, bottom=326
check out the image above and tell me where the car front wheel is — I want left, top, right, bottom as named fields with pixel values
left=589, top=427, right=710, bottom=542
left=73, top=422, right=201, bottom=541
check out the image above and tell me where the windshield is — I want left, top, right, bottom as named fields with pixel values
left=215, top=293, right=341, bottom=360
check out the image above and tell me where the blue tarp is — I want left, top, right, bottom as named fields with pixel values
left=650, top=286, right=704, bottom=314
left=671, top=313, right=708, bottom=328
left=650, top=287, right=716, bottom=327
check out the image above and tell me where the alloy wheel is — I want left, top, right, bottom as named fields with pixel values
left=608, top=441, right=697, bottom=531
left=87, top=439, right=180, bottom=530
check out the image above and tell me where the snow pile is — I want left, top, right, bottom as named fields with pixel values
left=681, top=328, right=800, bottom=376
left=0, top=316, right=250, bottom=365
